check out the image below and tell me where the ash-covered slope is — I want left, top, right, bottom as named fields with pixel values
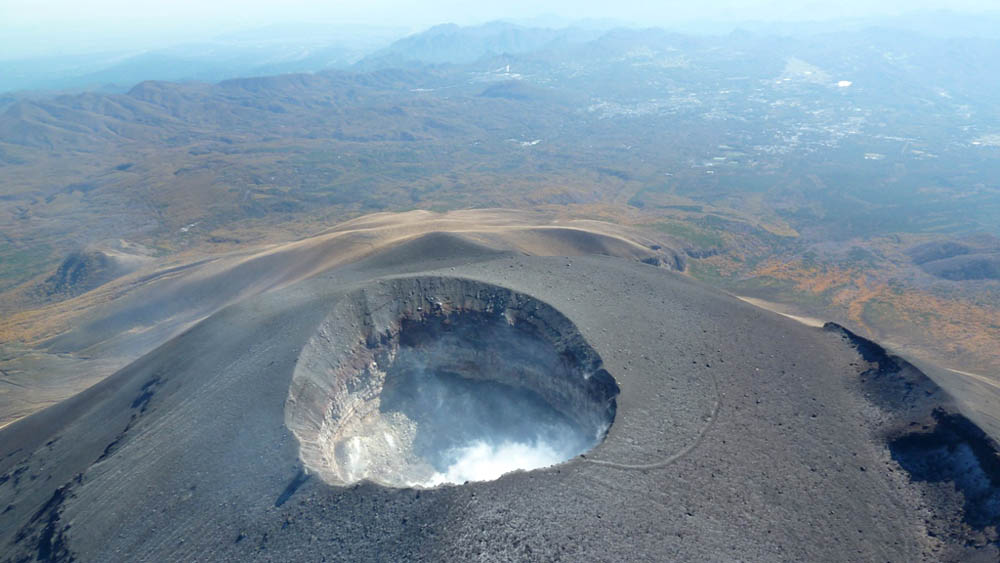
left=1, top=242, right=999, bottom=562
left=0, top=210, right=681, bottom=428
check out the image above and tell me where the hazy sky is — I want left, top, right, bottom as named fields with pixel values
left=2, top=0, right=997, bottom=58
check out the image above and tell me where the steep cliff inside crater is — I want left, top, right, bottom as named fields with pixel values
left=285, top=277, right=619, bottom=488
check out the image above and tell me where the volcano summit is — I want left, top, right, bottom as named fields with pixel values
left=2, top=229, right=999, bottom=562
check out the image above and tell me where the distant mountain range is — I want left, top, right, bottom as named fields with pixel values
left=7, top=12, right=1000, bottom=95
left=3, top=21, right=1000, bottom=265
left=0, top=24, right=405, bottom=94
left=2, top=17, right=1000, bottom=386
left=355, top=22, right=605, bottom=68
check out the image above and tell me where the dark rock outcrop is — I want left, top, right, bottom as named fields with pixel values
left=38, top=251, right=119, bottom=297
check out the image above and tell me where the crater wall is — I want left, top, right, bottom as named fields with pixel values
left=285, top=277, right=619, bottom=487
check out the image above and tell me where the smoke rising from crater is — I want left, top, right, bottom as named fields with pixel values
left=379, top=347, right=600, bottom=486
left=427, top=440, right=568, bottom=485
left=285, top=278, right=619, bottom=488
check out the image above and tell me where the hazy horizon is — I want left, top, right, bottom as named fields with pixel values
left=3, top=0, right=1000, bottom=59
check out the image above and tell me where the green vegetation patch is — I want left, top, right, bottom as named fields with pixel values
left=0, top=243, right=55, bottom=292
left=650, top=221, right=725, bottom=248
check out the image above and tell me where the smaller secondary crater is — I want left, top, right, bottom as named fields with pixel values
left=286, top=277, right=619, bottom=488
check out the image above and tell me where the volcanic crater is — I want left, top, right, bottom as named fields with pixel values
left=286, top=277, right=620, bottom=487
left=4, top=242, right=999, bottom=561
